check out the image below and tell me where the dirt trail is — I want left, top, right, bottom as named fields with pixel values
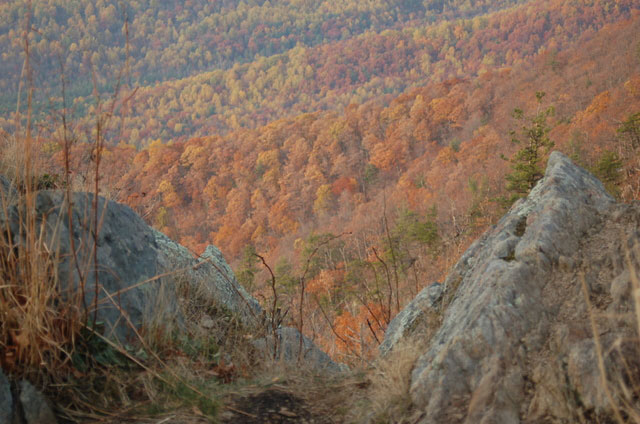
left=221, top=389, right=333, bottom=424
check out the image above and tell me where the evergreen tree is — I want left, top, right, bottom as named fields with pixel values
left=236, top=245, right=259, bottom=291
left=502, top=92, right=555, bottom=205
left=617, top=112, right=640, bottom=149
left=591, top=150, right=623, bottom=198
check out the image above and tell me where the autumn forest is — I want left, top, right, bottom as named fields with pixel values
left=2, top=0, right=640, bottom=360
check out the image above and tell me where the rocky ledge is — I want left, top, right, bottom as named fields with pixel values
left=383, top=152, right=640, bottom=423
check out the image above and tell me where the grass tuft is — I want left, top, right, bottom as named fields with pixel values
left=341, top=338, right=424, bottom=423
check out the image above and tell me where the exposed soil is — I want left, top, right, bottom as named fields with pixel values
left=221, top=389, right=332, bottom=424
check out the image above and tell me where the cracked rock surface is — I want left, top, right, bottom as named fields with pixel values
left=387, top=152, right=640, bottom=423
left=0, top=185, right=262, bottom=341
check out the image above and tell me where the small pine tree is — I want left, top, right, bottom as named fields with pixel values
left=392, top=207, right=439, bottom=249
left=236, top=245, right=259, bottom=291
left=274, top=257, right=298, bottom=295
left=617, top=111, right=640, bottom=149
left=591, top=150, right=623, bottom=198
left=501, top=92, right=555, bottom=205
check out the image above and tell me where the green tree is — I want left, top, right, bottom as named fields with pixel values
left=363, top=163, right=379, bottom=185
left=392, top=207, right=439, bottom=250
left=591, top=150, right=623, bottom=198
left=502, top=92, right=555, bottom=205
left=300, top=232, right=344, bottom=277
left=617, top=112, right=640, bottom=149
left=236, top=245, right=259, bottom=291
left=275, top=257, right=297, bottom=295
left=386, top=205, right=440, bottom=286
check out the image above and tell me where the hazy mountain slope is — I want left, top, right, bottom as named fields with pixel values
left=70, top=10, right=635, bottom=356
left=0, top=0, right=523, bottom=120
left=94, top=0, right=637, bottom=146
left=4, top=1, right=636, bottom=147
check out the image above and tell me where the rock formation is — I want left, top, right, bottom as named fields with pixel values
left=380, top=282, right=443, bottom=356
left=7, top=151, right=637, bottom=422
left=383, top=152, right=640, bottom=423
left=0, top=178, right=336, bottom=369
left=0, top=369, right=12, bottom=424
left=0, top=188, right=262, bottom=341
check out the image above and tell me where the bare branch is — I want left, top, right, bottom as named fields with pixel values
left=372, top=246, right=393, bottom=324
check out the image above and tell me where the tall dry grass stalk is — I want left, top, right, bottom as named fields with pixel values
left=0, top=181, right=82, bottom=376
left=613, top=243, right=640, bottom=422
left=0, top=2, right=84, bottom=378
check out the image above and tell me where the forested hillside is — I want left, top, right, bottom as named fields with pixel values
left=104, top=10, right=640, bottom=260
left=32, top=5, right=640, bottom=358
left=0, top=0, right=525, bottom=140
left=5, top=1, right=637, bottom=147
left=4, top=0, right=639, bottom=359
left=101, top=0, right=639, bottom=145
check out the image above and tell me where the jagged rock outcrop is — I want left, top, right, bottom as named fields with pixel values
left=0, top=181, right=342, bottom=373
left=385, top=152, right=640, bottom=423
left=0, top=188, right=261, bottom=341
left=151, top=230, right=262, bottom=328
left=18, top=381, right=58, bottom=424
left=0, top=373, right=58, bottom=424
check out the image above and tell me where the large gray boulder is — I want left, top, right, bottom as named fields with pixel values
left=0, top=371, right=62, bottom=424
left=0, top=187, right=262, bottom=342
left=390, top=152, right=625, bottom=423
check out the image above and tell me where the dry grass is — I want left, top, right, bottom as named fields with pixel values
left=0, top=138, right=84, bottom=381
left=0, top=134, right=25, bottom=186
left=585, top=240, right=640, bottom=423
left=334, top=338, right=424, bottom=423
left=51, top=272, right=264, bottom=422
left=0, top=109, right=286, bottom=422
